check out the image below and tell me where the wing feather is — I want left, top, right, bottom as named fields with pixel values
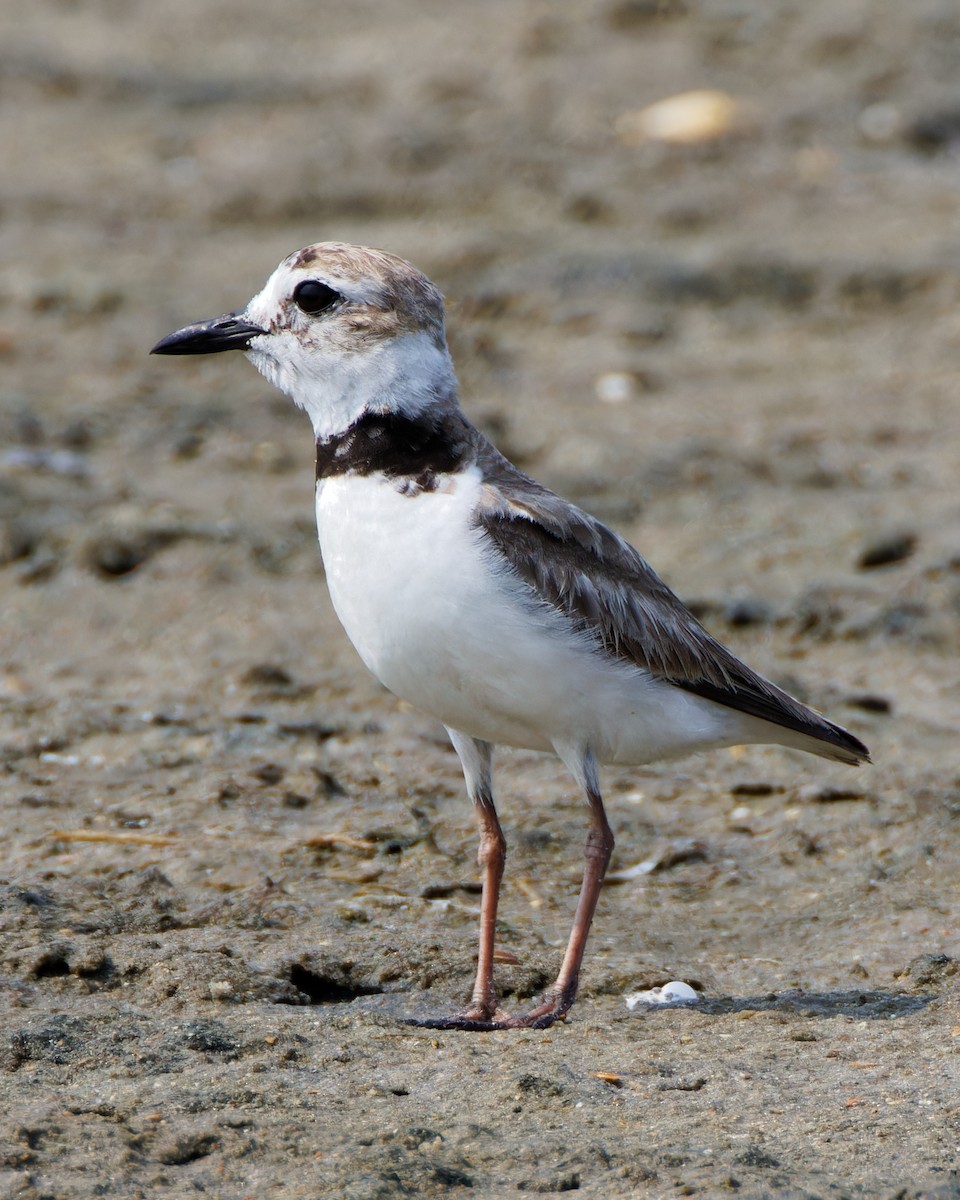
left=473, top=438, right=869, bottom=765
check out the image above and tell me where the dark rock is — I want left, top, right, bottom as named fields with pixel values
left=242, top=662, right=293, bottom=688
left=731, top=781, right=782, bottom=797
left=276, top=719, right=339, bottom=742
left=313, top=769, right=347, bottom=798
left=85, top=531, right=160, bottom=577
left=844, top=693, right=892, bottom=714
left=796, top=784, right=869, bottom=804
left=251, top=762, right=285, bottom=785
left=565, top=193, right=615, bottom=224
left=857, top=531, right=917, bottom=569
left=724, top=597, right=776, bottom=627
left=605, top=0, right=687, bottom=29
left=907, top=107, right=960, bottom=154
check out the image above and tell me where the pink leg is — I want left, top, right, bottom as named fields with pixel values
left=464, top=793, right=506, bottom=1019
left=502, top=775, right=614, bottom=1028
left=408, top=732, right=509, bottom=1030
left=407, top=743, right=614, bottom=1033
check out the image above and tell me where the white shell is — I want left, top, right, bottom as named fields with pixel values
left=615, top=90, right=742, bottom=146
left=624, top=980, right=700, bottom=1010
left=594, top=371, right=636, bottom=405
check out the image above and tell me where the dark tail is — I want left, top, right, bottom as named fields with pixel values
left=678, top=676, right=871, bottom=766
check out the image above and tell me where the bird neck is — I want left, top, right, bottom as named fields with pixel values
left=262, top=330, right=462, bottom=442
left=315, top=408, right=477, bottom=484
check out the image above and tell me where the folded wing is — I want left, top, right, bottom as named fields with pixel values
left=474, top=439, right=869, bottom=766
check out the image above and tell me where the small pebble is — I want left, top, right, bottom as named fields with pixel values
left=251, top=762, right=285, bottom=785
left=615, top=90, right=744, bottom=145
left=724, top=597, right=775, bottom=627
left=908, top=107, right=960, bottom=154
left=795, top=783, right=869, bottom=804
left=731, top=781, right=781, bottom=797
left=858, top=102, right=902, bottom=144
left=624, top=980, right=699, bottom=1009
left=594, top=371, right=636, bottom=405
left=243, top=662, right=294, bottom=688
left=857, top=531, right=917, bottom=570
left=844, top=693, right=892, bottom=714
left=209, top=980, right=234, bottom=1000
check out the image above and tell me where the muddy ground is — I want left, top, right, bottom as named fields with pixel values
left=2, top=1, right=960, bottom=1196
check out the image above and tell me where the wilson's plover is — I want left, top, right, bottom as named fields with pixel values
left=152, top=242, right=869, bottom=1030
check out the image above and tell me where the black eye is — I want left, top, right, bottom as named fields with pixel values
left=293, top=280, right=341, bottom=315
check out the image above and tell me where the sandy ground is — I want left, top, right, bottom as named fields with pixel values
left=2, top=0, right=960, bottom=1196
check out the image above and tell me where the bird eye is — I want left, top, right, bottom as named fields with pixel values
left=293, top=280, right=341, bottom=315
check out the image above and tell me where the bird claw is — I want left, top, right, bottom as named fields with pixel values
left=403, top=991, right=574, bottom=1032
left=403, top=1014, right=504, bottom=1032
left=498, top=995, right=573, bottom=1030
left=404, top=999, right=503, bottom=1031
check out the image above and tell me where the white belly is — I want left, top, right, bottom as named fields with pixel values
left=315, top=470, right=757, bottom=763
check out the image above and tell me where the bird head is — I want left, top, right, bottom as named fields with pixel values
left=151, top=242, right=457, bottom=438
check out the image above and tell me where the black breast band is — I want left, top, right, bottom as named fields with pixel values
left=316, top=412, right=475, bottom=491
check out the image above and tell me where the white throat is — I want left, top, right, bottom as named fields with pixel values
left=245, top=330, right=460, bottom=439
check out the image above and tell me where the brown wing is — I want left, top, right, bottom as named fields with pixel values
left=474, top=438, right=869, bottom=765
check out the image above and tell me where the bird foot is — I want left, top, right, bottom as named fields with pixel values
left=404, top=989, right=575, bottom=1032
left=404, top=999, right=504, bottom=1032
left=404, top=1013, right=506, bottom=1032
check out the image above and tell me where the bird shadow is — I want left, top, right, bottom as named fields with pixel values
left=643, top=988, right=937, bottom=1021
left=353, top=986, right=937, bottom=1028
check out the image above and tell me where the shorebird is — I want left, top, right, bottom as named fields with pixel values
left=152, top=242, right=869, bottom=1030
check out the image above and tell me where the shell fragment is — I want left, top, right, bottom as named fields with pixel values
left=624, top=980, right=700, bottom=1009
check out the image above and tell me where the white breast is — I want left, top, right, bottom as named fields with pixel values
left=316, top=466, right=553, bottom=747
left=316, top=466, right=487, bottom=685
left=314, top=467, right=755, bottom=764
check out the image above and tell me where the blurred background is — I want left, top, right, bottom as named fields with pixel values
left=3, top=0, right=959, bottom=727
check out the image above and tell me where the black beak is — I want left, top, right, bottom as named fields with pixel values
left=150, top=312, right=267, bottom=356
